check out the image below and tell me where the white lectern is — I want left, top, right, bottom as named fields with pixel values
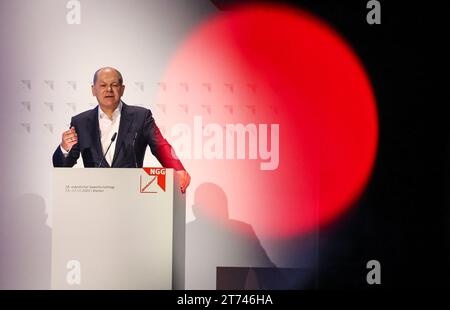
left=51, top=168, right=185, bottom=290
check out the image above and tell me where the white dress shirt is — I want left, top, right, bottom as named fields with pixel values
left=98, top=101, right=122, bottom=166
left=61, top=101, right=122, bottom=167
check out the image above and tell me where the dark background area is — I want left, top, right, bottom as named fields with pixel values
left=212, top=0, right=446, bottom=288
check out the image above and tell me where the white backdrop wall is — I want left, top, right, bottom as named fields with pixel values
left=0, top=0, right=216, bottom=223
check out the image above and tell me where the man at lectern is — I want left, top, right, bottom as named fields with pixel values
left=52, top=67, right=190, bottom=193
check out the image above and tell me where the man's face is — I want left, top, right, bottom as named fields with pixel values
left=91, top=69, right=125, bottom=110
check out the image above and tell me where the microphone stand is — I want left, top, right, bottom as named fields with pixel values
left=97, top=132, right=117, bottom=168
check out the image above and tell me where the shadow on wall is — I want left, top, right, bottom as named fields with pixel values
left=186, top=182, right=278, bottom=289
left=0, top=194, right=51, bottom=289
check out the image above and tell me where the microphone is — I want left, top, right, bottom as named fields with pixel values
left=132, top=132, right=138, bottom=168
left=97, top=132, right=117, bottom=168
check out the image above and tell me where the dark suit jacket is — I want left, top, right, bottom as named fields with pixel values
left=52, top=103, right=185, bottom=170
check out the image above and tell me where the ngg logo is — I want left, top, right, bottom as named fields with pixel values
left=140, top=168, right=166, bottom=193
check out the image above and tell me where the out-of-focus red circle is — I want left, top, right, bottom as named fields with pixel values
left=158, top=4, right=378, bottom=238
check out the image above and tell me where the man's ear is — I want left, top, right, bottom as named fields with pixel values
left=120, top=84, right=125, bottom=96
left=91, top=85, right=95, bottom=96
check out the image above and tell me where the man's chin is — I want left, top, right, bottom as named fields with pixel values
left=99, top=100, right=119, bottom=108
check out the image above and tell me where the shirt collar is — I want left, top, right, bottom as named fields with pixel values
left=98, top=101, right=123, bottom=120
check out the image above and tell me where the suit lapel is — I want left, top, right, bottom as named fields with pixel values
left=111, top=103, right=133, bottom=167
left=87, top=106, right=109, bottom=167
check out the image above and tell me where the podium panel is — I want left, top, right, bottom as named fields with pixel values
left=51, top=168, right=185, bottom=289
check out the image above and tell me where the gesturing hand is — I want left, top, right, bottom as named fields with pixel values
left=61, top=126, right=78, bottom=152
